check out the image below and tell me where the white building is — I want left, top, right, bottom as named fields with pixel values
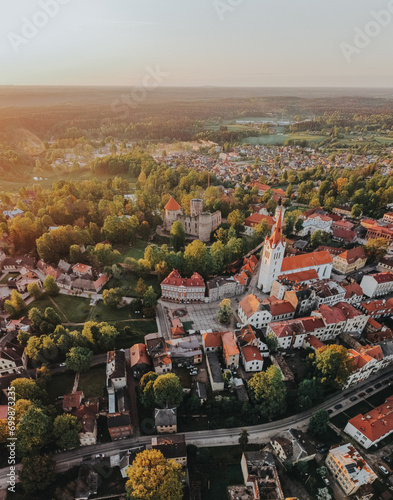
left=360, top=272, right=393, bottom=298
left=300, top=213, right=333, bottom=236
left=240, top=345, right=264, bottom=372
left=344, top=396, right=393, bottom=449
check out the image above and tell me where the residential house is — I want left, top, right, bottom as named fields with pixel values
left=325, top=444, right=377, bottom=496
left=74, top=400, right=99, bottom=446
left=0, top=342, right=26, bottom=376
left=344, top=345, right=390, bottom=389
left=299, top=212, right=333, bottom=236
left=206, top=351, right=224, bottom=392
left=201, top=331, right=239, bottom=368
left=63, top=391, right=84, bottom=412
left=166, top=336, right=203, bottom=367
left=359, top=298, right=393, bottom=319
left=145, top=334, right=172, bottom=374
left=106, top=350, right=127, bottom=394
left=130, top=343, right=151, bottom=379
left=244, top=213, right=275, bottom=236
left=360, top=272, right=393, bottom=298
left=151, top=434, right=187, bottom=467
left=333, top=247, right=367, bottom=274
left=154, top=407, right=177, bottom=434
left=271, top=429, right=316, bottom=463
left=241, top=345, right=264, bottom=372
left=344, top=396, right=393, bottom=449
left=72, top=263, right=93, bottom=277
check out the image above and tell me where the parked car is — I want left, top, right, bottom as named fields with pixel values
left=190, top=370, right=198, bottom=376
left=382, top=456, right=392, bottom=465
left=95, top=454, right=105, bottom=459
left=375, top=383, right=382, bottom=389
left=334, top=404, right=343, bottom=410
left=358, top=392, right=366, bottom=397
left=350, top=396, right=357, bottom=402
left=379, top=465, right=389, bottom=475
left=366, top=387, right=373, bottom=393
left=327, top=409, right=333, bottom=414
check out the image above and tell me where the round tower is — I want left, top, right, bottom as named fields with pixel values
left=190, top=198, right=203, bottom=217
left=198, top=212, right=213, bottom=242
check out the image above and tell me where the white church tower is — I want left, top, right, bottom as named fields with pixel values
left=257, top=203, right=286, bottom=293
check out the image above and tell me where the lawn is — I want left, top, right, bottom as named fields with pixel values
left=201, top=464, right=243, bottom=500
left=103, top=272, right=160, bottom=298
left=89, top=300, right=135, bottom=322
left=0, top=272, right=18, bottom=284
left=116, top=239, right=149, bottom=263
left=115, top=319, right=157, bottom=348
left=242, top=133, right=326, bottom=146
left=29, top=294, right=91, bottom=323
left=46, top=371, right=75, bottom=403
left=78, top=364, right=107, bottom=399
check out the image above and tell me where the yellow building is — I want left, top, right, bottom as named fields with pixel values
left=333, top=247, right=367, bottom=274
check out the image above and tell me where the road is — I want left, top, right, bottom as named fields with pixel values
left=1, top=367, right=392, bottom=489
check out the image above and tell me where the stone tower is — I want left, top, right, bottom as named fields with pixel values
left=190, top=198, right=203, bottom=217
left=198, top=212, right=213, bottom=242
left=164, top=197, right=183, bottom=231
left=257, top=205, right=286, bottom=293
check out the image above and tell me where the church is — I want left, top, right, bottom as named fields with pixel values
left=257, top=204, right=333, bottom=293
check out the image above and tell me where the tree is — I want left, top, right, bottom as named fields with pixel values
left=297, top=378, right=324, bottom=410
left=126, top=448, right=184, bottom=500
left=43, top=275, right=59, bottom=296
left=136, top=278, right=148, bottom=299
left=140, top=371, right=159, bottom=408
left=184, top=240, right=207, bottom=274
left=238, top=428, right=249, bottom=450
left=153, top=373, right=184, bottom=408
left=81, top=321, right=119, bottom=350
left=248, top=366, right=286, bottom=419
left=254, top=219, right=269, bottom=240
left=170, top=221, right=186, bottom=252
left=19, top=455, right=56, bottom=494
left=217, top=298, right=233, bottom=324
left=27, top=282, right=43, bottom=299
left=317, top=466, right=328, bottom=477
left=309, top=409, right=330, bottom=437
left=310, top=230, right=329, bottom=248
left=296, top=460, right=309, bottom=477
left=265, top=333, right=278, bottom=353
left=103, top=287, right=122, bottom=308
left=210, top=240, right=226, bottom=274
left=53, top=414, right=82, bottom=449
left=69, top=244, right=83, bottom=263
left=4, top=290, right=26, bottom=317
left=227, top=209, right=245, bottom=233
left=316, top=488, right=333, bottom=500
left=364, top=238, right=389, bottom=262
left=65, top=347, right=93, bottom=372
left=314, top=345, right=354, bottom=388
left=16, top=406, right=52, bottom=455
left=143, top=286, right=158, bottom=311
left=10, top=378, right=43, bottom=403
left=351, top=204, right=362, bottom=218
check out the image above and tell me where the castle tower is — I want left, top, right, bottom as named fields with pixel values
left=164, top=197, right=183, bottom=231
left=257, top=205, right=286, bottom=293
left=190, top=198, right=203, bottom=217
left=198, top=212, right=213, bottom=242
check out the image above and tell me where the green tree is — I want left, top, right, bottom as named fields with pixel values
left=102, top=287, right=122, bottom=308
left=254, top=219, right=269, bottom=240
left=143, top=286, right=158, bottom=310
left=11, top=378, right=43, bottom=403
left=184, top=240, right=207, bottom=274
left=296, top=460, right=309, bottom=477
left=310, top=230, right=329, bottom=248
left=43, top=275, right=60, bottom=296
left=153, top=373, right=184, bottom=408
left=314, top=345, right=354, bottom=389
left=364, top=238, right=389, bottom=262
left=140, top=371, right=159, bottom=408
left=297, top=378, right=324, bottom=410
left=210, top=240, right=226, bottom=274
left=19, top=455, right=56, bottom=494
left=4, top=290, right=27, bottom=317
left=309, top=409, right=330, bottom=437
left=227, top=209, right=245, bottom=232
left=265, top=333, right=278, bottom=353
left=351, top=204, right=362, bottom=218
left=170, top=220, right=186, bottom=252
left=16, top=406, right=52, bottom=455
left=238, top=428, right=249, bottom=450
left=65, top=346, right=93, bottom=372
left=53, top=414, right=82, bottom=449
left=126, top=448, right=184, bottom=500
left=248, top=366, right=286, bottom=419
left=217, top=298, right=233, bottom=324
left=26, top=282, right=43, bottom=299
left=69, top=244, right=83, bottom=263
left=136, top=278, right=148, bottom=299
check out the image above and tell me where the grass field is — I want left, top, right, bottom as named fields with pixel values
left=0, top=272, right=18, bottom=284
left=77, top=364, right=106, bottom=399
left=46, top=371, right=75, bottom=403
left=242, top=133, right=326, bottom=146
left=115, top=319, right=157, bottom=348
left=116, top=239, right=149, bottom=262
left=29, top=294, right=91, bottom=323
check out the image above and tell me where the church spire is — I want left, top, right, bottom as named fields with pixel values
left=270, top=205, right=284, bottom=248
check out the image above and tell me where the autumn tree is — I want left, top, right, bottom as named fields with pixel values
left=314, top=345, right=354, bottom=389
left=43, top=275, right=60, bottom=296
left=364, top=238, right=389, bottom=262
left=184, top=240, right=207, bottom=274
left=27, top=282, right=43, bottom=300
left=16, top=406, right=52, bottom=455
left=140, top=371, right=159, bottom=408
left=153, top=373, right=184, bottom=408
left=218, top=298, right=233, bottom=324
left=126, top=448, right=184, bottom=500
left=227, top=209, right=245, bottom=233
left=19, top=455, right=56, bottom=494
left=53, top=414, right=82, bottom=449
left=136, top=278, right=148, bottom=299
left=65, top=346, right=93, bottom=372
left=4, top=290, right=26, bottom=317
left=102, top=287, right=122, bottom=308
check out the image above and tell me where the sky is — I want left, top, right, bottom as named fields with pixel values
left=1, top=0, right=392, bottom=87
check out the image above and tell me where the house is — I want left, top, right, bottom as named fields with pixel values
left=107, top=411, right=132, bottom=441
left=106, top=350, right=127, bottom=393
left=244, top=213, right=275, bottom=235
left=344, top=396, right=393, bottom=449
left=2, top=256, right=35, bottom=271
left=333, top=219, right=355, bottom=232
left=145, top=334, right=172, bottom=374
left=333, top=247, right=367, bottom=274
left=130, top=343, right=151, bottom=379
left=271, top=269, right=320, bottom=300
left=0, top=342, right=27, bottom=376
left=326, top=444, right=377, bottom=496
left=171, top=318, right=185, bottom=338
left=360, top=272, right=393, bottom=298
left=201, top=331, right=239, bottom=368
left=151, top=434, right=187, bottom=467
left=241, top=345, right=264, bottom=372
left=344, top=345, right=390, bottom=389
left=366, top=224, right=393, bottom=245
left=154, top=407, right=177, bottom=434
left=206, top=276, right=242, bottom=302
left=72, top=263, right=93, bottom=277
left=236, top=324, right=269, bottom=356
left=238, top=294, right=295, bottom=329
left=228, top=451, right=285, bottom=500
left=271, top=429, right=316, bottom=463
left=74, top=400, right=99, bottom=446
left=206, top=351, right=224, bottom=392
left=5, top=317, right=31, bottom=333
left=75, top=463, right=99, bottom=500
left=160, top=269, right=206, bottom=303
left=166, top=336, right=203, bottom=367
left=378, top=257, right=393, bottom=273
left=300, top=212, right=333, bottom=236
left=343, top=282, right=364, bottom=305
left=63, top=391, right=84, bottom=412
left=359, top=297, right=393, bottom=319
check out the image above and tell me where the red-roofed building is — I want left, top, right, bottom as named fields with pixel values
left=366, top=224, right=393, bottom=244
left=303, top=335, right=325, bottom=351
left=360, top=272, right=393, bottom=298
left=130, top=344, right=151, bottom=379
left=164, top=197, right=182, bottom=212
left=241, top=345, right=264, bottom=372
left=238, top=294, right=295, bottom=328
left=333, top=219, right=355, bottom=232
left=333, top=247, right=367, bottom=274
left=344, top=345, right=388, bottom=389
left=300, top=213, right=333, bottom=236
left=345, top=396, right=393, bottom=449
left=332, top=228, right=356, bottom=244
left=201, top=330, right=239, bottom=368
left=161, top=269, right=206, bottom=303
left=343, top=282, right=364, bottom=305
left=72, top=263, right=93, bottom=277
left=244, top=213, right=275, bottom=235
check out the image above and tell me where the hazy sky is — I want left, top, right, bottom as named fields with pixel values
left=1, top=0, right=392, bottom=87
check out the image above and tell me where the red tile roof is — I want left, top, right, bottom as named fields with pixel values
left=281, top=250, right=332, bottom=273
left=372, top=272, right=393, bottom=284
left=239, top=294, right=261, bottom=318
left=130, top=344, right=151, bottom=367
left=277, top=269, right=319, bottom=283
left=202, top=331, right=224, bottom=349
left=333, top=301, right=364, bottom=320
left=305, top=335, right=325, bottom=350
left=222, top=331, right=239, bottom=357
left=262, top=298, right=295, bottom=317
left=333, top=228, right=356, bottom=242
left=344, top=282, right=363, bottom=299
left=336, top=246, right=366, bottom=264
left=269, top=319, right=305, bottom=338
left=348, top=396, right=393, bottom=443
left=244, top=213, right=275, bottom=229
left=162, top=269, right=205, bottom=288
left=164, top=197, right=182, bottom=211
left=241, top=345, right=263, bottom=363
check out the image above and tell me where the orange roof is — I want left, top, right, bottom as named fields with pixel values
left=262, top=298, right=295, bottom=317
left=277, top=269, right=319, bottom=283
left=239, top=294, right=261, bottom=319
left=348, top=396, right=393, bottom=442
left=305, top=335, right=325, bottom=349
left=269, top=205, right=284, bottom=248
left=222, top=331, right=239, bottom=357
left=245, top=213, right=275, bottom=228
left=164, top=197, right=182, bottom=211
left=234, top=270, right=249, bottom=286
left=202, top=331, right=224, bottom=349
left=72, top=263, right=92, bottom=274
left=162, top=269, right=205, bottom=288
left=241, top=345, right=263, bottom=363
left=281, top=250, right=332, bottom=273
left=336, top=247, right=366, bottom=264
left=344, top=282, right=363, bottom=299
left=130, top=344, right=151, bottom=367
